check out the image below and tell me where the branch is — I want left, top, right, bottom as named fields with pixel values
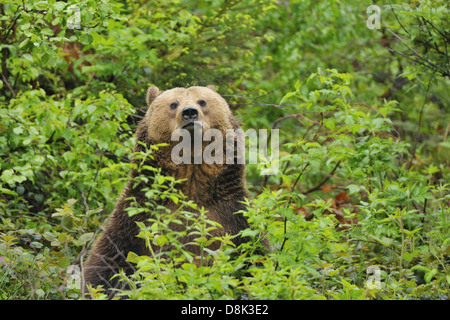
left=303, top=160, right=341, bottom=195
left=0, top=10, right=21, bottom=43
left=421, top=16, right=450, bottom=43
left=386, top=28, right=443, bottom=75
left=291, top=163, right=310, bottom=193
left=388, top=0, right=410, bottom=37
left=274, top=162, right=310, bottom=272
left=270, top=112, right=321, bottom=129
left=1, top=72, right=16, bottom=98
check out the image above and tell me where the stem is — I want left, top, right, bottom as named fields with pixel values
left=321, top=267, right=326, bottom=296
left=398, top=209, right=405, bottom=280
left=274, top=162, right=310, bottom=271
left=200, top=243, right=204, bottom=267
left=303, top=161, right=340, bottom=194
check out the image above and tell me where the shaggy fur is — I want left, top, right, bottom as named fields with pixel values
left=83, top=86, right=263, bottom=297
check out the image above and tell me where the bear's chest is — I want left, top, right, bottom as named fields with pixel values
left=171, top=163, right=222, bottom=204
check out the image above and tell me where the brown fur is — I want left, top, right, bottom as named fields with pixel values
left=83, top=86, right=265, bottom=297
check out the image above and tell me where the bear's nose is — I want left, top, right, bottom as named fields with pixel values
left=181, top=107, right=198, bottom=121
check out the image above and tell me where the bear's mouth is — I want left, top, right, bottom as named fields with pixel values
left=183, top=122, right=195, bottom=129
left=182, top=121, right=203, bottom=131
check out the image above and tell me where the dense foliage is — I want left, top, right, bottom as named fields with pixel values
left=0, top=0, right=448, bottom=300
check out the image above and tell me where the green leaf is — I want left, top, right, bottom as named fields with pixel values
left=127, top=251, right=140, bottom=264
left=13, top=127, right=23, bottom=135
left=347, top=184, right=362, bottom=194
left=87, top=104, right=97, bottom=115
left=19, top=38, right=30, bottom=49
left=43, top=231, right=57, bottom=242
left=279, top=91, right=295, bottom=105
left=323, top=118, right=335, bottom=130
left=0, top=187, right=17, bottom=196
left=41, top=28, right=54, bottom=36
left=73, top=233, right=93, bottom=246
left=411, top=265, right=431, bottom=273
left=181, top=263, right=196, bottom=271
left=424, top=269, right=438, bottom=283
left=1, top=169, right=14, bottom=183
left=169, top=194, right=179, bottom=204
left=157, top=175, right=166, bottom=185
left=341, top=278, right=355, bottom=290
left=154, top=234, right=167, bottom=246
left=370, top=236, right=393, bottom=247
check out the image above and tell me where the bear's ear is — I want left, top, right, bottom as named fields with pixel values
left=206, top=85, right=216, bottom=92
left=146, top=86, right=160, bottom=106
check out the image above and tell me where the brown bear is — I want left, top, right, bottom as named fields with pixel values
left=83, top=85, right=267, bottom=297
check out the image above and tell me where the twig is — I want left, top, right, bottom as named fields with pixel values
left=1, top=72, right=16, bottom=97
left=421, top=16, right=450, bottom=43
left=386, top=28, right=444, bottom=75
left=311, top=112, right=323, bottom=142
left=303, top=161, right=341, bottom=195
left=274, top=162, right=310, bottom=272
left=271, top=113, right=302, bottom=128
left=420, top=17, right=449, bottom=68
left=386, top=47, right=447, bottom=77
left=386, top=28, right=422, bottom=60
left=0, top=10, right=21, bottom=43
left=388, top=1, right=410, bottom=37
left=291, top=163, right=310, bottom=193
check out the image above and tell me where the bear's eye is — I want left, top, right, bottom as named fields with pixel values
left=170, top=102, right=179, bottom=110
left=197, top=99, right=207, bottom=107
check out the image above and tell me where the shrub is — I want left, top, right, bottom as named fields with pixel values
left=0, top=0, right=448, bottom=300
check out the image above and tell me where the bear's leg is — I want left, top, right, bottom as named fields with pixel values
left=83, top=220, right=146, bottom=298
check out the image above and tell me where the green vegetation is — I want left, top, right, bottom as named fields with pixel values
left=0, top=0, right=448, bottom=300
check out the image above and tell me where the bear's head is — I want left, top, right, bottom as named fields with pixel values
left=143, top=85, right=239, bottom=144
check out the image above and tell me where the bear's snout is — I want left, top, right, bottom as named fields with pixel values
left=181, top=106, right=203, bottom=130
left=181, top=106, right=199, bottom=122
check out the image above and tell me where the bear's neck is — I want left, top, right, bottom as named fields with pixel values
left=130, top=142, right=246, bottom=206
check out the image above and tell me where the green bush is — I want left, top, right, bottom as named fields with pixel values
left=0, top=0, right=448, bottom=300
